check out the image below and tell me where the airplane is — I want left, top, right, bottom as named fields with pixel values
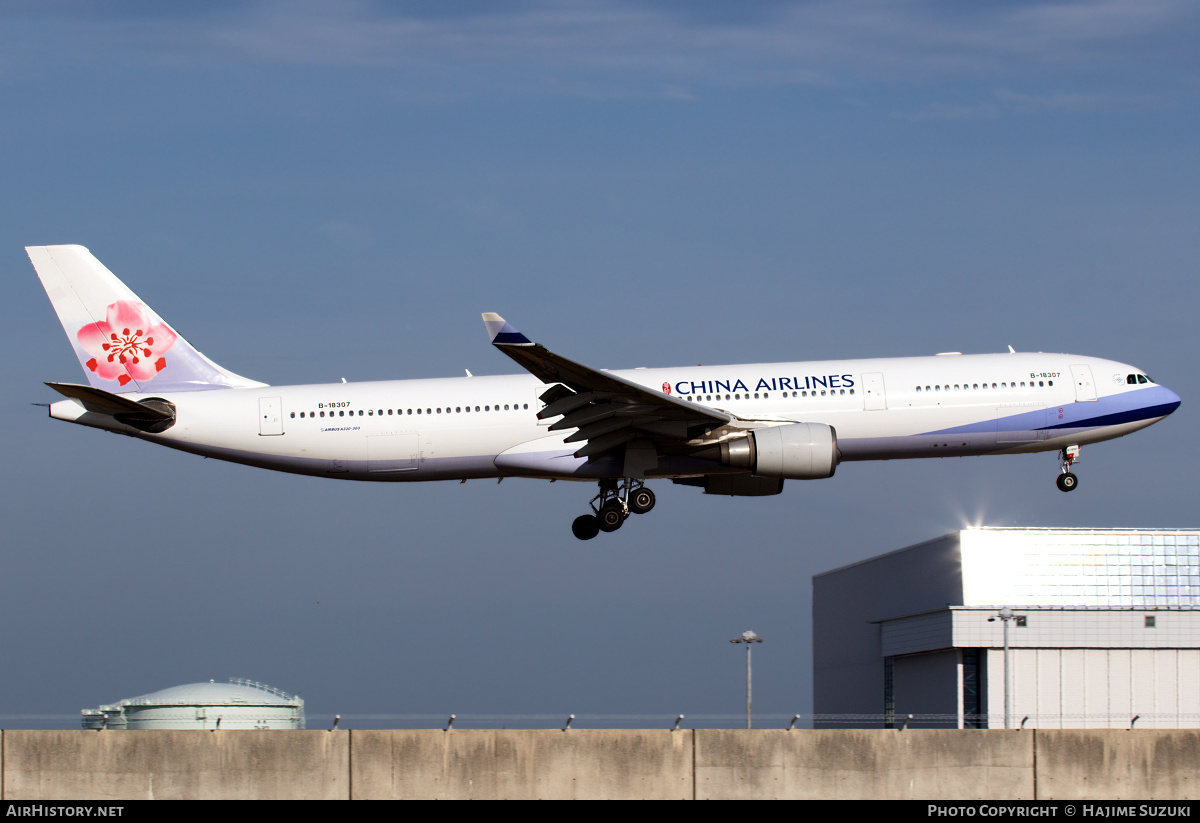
left=29, top=244, right=1181, bottom=540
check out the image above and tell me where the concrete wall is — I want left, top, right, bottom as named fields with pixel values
left=351, top=730, right=692, bottom=800
left=694, top=730, right=1031, bottom=800
left=2, top=729, right=1198, bottom=800
left=1035, top=730, right=1200, bottom=800
left=3, top=730, right=349, bottom=800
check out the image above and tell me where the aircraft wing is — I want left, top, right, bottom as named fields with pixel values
left=482, top=313, right=734, bottom=463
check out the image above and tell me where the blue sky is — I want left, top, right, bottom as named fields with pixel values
left=1, top=1, right=1197, bottom=728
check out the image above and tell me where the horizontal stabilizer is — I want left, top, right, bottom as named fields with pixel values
left=46, top=382, right=170, bottom=417
left=46, top=382, right=176, bottom=432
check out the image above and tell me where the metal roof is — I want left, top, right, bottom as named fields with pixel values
left=115, top=678, right=302, bottom=708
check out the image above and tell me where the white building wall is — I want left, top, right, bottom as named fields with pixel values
left=986, top=648, right=1200, bottom=729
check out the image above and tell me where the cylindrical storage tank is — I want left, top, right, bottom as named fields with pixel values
left=81, top=678, right=304, bottom=730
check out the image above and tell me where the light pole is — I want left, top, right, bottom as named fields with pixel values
left=988, top=608, right=1023, bottom=729
left=730, top=630, right=763, bottom=729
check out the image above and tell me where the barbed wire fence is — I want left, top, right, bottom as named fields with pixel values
left=4, top=712, right=1200, bottom=730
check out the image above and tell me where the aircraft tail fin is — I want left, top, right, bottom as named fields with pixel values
left=28, top=245, right=266, bottom=393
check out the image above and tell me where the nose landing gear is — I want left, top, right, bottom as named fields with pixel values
left=1057, top=445, right=1080, bottom=492
left=571, top=478, right=657, bottom=540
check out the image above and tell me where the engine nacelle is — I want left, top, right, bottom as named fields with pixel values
left=720, top=422, right=838, bottom=479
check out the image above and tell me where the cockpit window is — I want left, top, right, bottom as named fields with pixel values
left=1127, top=375, right=1137, bottom=384
left=1137, top=374, right=1148, bottom=384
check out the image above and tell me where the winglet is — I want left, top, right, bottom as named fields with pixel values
left=481, top=313, right=533, bottom=346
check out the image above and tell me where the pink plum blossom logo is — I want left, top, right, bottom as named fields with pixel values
left=76, top=300, right=177, bottom=387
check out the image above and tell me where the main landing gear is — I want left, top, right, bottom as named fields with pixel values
left=1056, top=445, right=1080, bottom=492
left=571, top=478, right=657, bottom=541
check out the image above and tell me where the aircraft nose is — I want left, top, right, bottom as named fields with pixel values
left=1162, top=386, right=1182, bottom=416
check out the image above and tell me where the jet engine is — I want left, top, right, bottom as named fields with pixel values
left=714, top=422, right=838, bottom=479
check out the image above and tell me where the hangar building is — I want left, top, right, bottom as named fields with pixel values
left=813, top=528, right=1200, bottom=729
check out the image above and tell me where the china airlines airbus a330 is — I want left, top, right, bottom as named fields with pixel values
left=30, top=245, right=1181, bottom=540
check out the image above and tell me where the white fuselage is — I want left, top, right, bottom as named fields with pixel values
left=51, top=351, right=1180, bottom=483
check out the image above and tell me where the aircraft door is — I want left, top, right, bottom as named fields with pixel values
left=1070, top=365, right=1097, bottom=402
left=862, top=373, right=887, bottom=410
left=259, top=396, right=284, bottom=435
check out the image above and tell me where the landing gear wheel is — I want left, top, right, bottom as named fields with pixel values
left=572, top=514, right=600, bottom=541
left=629, top=487, right=656, bottom=515
left=1057, top=472, right=1078, bottom=492
left=597, top=502, right=626, bottom=532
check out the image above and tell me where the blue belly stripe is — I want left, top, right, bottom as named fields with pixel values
left=920, top=386, right=1179, bottom=438
left=1042, top=400, right=1180, bottom=431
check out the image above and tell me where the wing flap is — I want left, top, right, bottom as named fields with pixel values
left=574, top=429, right=639, bottom=458
left=540, top=390, right=616, bottom=420
left=483, top=313, right=734, bottom=465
